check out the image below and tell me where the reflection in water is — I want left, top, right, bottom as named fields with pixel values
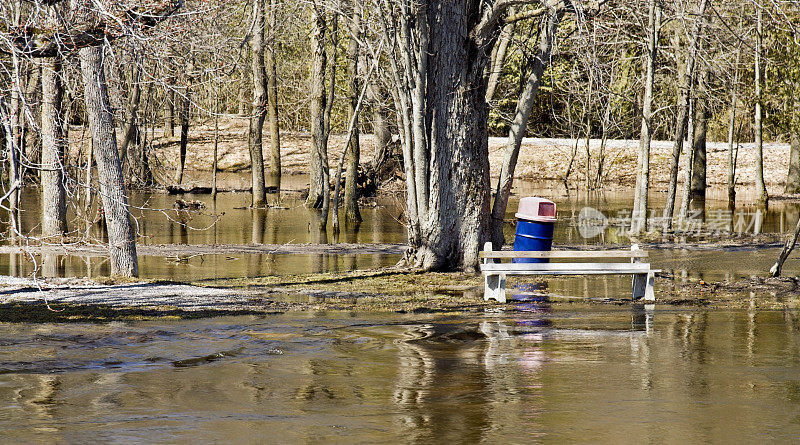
left=2, top=309, right=800, bottom=441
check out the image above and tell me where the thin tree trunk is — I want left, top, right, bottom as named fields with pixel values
left=164, top=87, right=174, bottom=138
left=727, top=35, right=741, bottom=205
left=249, top=0, right=268, bottom=206
left=679, top=97, right=697, bottom=220
left=212, top=80, right=219, bottom=197
left=344, top=6, right=362, bottom=224
left=266, top=0, right=281, bottom=193
left=120, top=63, right=141, bottom=180
left=786, top=127, right=800, bottom=194
left=691, top=97, right=708, bottom=198
left=176, top=86, right=190, bottom=184
left=41, top=40, right=68, bottom=238
left=754, top=5, right=768, bottom=205
left=369, top=81, right=391, bottom=184
left=490, top=7, right=563, bottom=247
left=23, top=62, right=41, bottom=181
left=318, top=9, right=338, bottom=228
left=771, top=214, right=800, bottom=277
left=485, top=7, right=514, bottom=103
left=662, top=0, right=709, bottom=231
left=307, top=5, right=327, bottom=209
left=7, top=49, right=23, bottom=240
left=79, top=45, right=138, bottom=277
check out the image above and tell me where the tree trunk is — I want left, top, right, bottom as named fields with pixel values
left=771, top=214, right=800, bottom=277
left=266, top=0, right=281, bottom=193
left=120, top=64, right=141, bottom=181
left=754, top=6, right=768, bottom=205
left=727, top=42, right=741, bottom=205
left=786, top=127, right=800, bottom=194
left=79, top=45, right=139, bottom=277
left=176, top=86, right=190, bottom=184
left=690, top=98, right=708, bottom=198
left=22, top=62, right=41, bottom=181
left=306, top=5, right=328, bottom=209
left=485, top=7, right=514, bottom=103
left=490, top=6, right=563, bottom=247
left=164, top=87, right=174, bottom=138
left=41, top=48, right=68, bottom=238
left=249, top=0, right=268, bottom=206
left=344, top=6, right=362, bottom=224
left=318, top=10, right=338, bottom=228
left=632, top=0, right=659, bottom=234
left=662, top=0, right=709, bottom=230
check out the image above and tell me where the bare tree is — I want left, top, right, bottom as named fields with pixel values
left=249, top=0, right=268, bottom=206
left=662, top=0, right=709, bottom=231
left=631, top=0, right=660, bottom=235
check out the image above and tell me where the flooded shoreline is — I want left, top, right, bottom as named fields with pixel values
left=3, top=307, right=800, bottom=442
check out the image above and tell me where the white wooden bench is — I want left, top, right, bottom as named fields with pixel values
left=479, top=242, right=658, bottom=303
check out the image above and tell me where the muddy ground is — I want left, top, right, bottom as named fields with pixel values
left=2, top=261, right=798, bottom=322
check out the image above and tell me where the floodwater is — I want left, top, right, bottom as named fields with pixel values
left=3, top=307, right=800, bottom=443
left=3, top=176, right=800, bottom=283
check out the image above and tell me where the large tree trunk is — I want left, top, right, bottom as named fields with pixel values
left=79, top=45, right=138, bottom=277
left=249, top=0, right=268, bottom=207
left=266, top=0, right=281, bottom=193
left=631, top=0, right=660, bottom=235
left=41, top=46, right=68, bottom=238
left=662, top=0, right=708, bottom=231
left=490, top=6, right=562, bottom=247
left=754, top=6, right=768, bottom=205
left=344, top=6, right=362, bottom=224
left=306, top=5, right=328, bottom=209
left=318, top=10, right=338, bottom=227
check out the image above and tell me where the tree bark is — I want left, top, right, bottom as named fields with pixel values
left=690, top=97, right=708, bottom=198
left=119, top=63, right=141, bottom=181
left=754, top=5, right=768, bottom=205
left=662, top=0, right=709, bottom=231
left=318, top=9, right=338, bottom=228
left=164, top=87, right=174, bottom=138
left=176, top=86, right=190, bottom=184
left=306, top=5, right=328, bottom=209
left=490, top=6, right=563, bottom=247
left=79, top=45, right=138, bottom=277
left=786, top=127, right=800, bottom=194
left=266, top=0, right=281, bottom=193
left=631, top=2, right=659, bottom=235
left=485, top=7, right=514, bottom=103
left=344, top=6, right=362, bottom=224
left=249, top=0, right=268, bottom=206
left=727, top=39, right=741, bottom=205
left=41, top=46, right=68, bottom=238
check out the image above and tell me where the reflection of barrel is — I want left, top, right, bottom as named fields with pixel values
left=512, top=219, right=554, bottom=263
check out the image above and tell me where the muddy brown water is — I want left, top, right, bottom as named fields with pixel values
left=3, top=177, right=800, bottom=284
left=2, top=307, right=800, bottom=442
left=4, top=177, right=800, bottom=441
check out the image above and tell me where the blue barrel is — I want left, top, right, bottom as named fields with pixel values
left=513, top=218, right=554, bottom=263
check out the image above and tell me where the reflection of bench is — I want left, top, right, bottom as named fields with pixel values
left=479, top=242, right=658, bottom=303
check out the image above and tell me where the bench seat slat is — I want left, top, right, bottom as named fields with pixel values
left=479, top=250, right=648, bottom=259
left=480, top=262, right=653, bottom=274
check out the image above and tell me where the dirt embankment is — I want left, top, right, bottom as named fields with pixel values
left=67, top=116, right=793, bottom=193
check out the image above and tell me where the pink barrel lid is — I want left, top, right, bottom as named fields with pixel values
left=515, top=197, right=557, bottom=222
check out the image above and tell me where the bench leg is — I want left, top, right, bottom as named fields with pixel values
left=644, top=271, right=655, bottom=301
left=632, top=273, right=646, bottom=300
left=632, top=272, right=656, bottom=301
left=484, top=273, right=507, bottom=303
